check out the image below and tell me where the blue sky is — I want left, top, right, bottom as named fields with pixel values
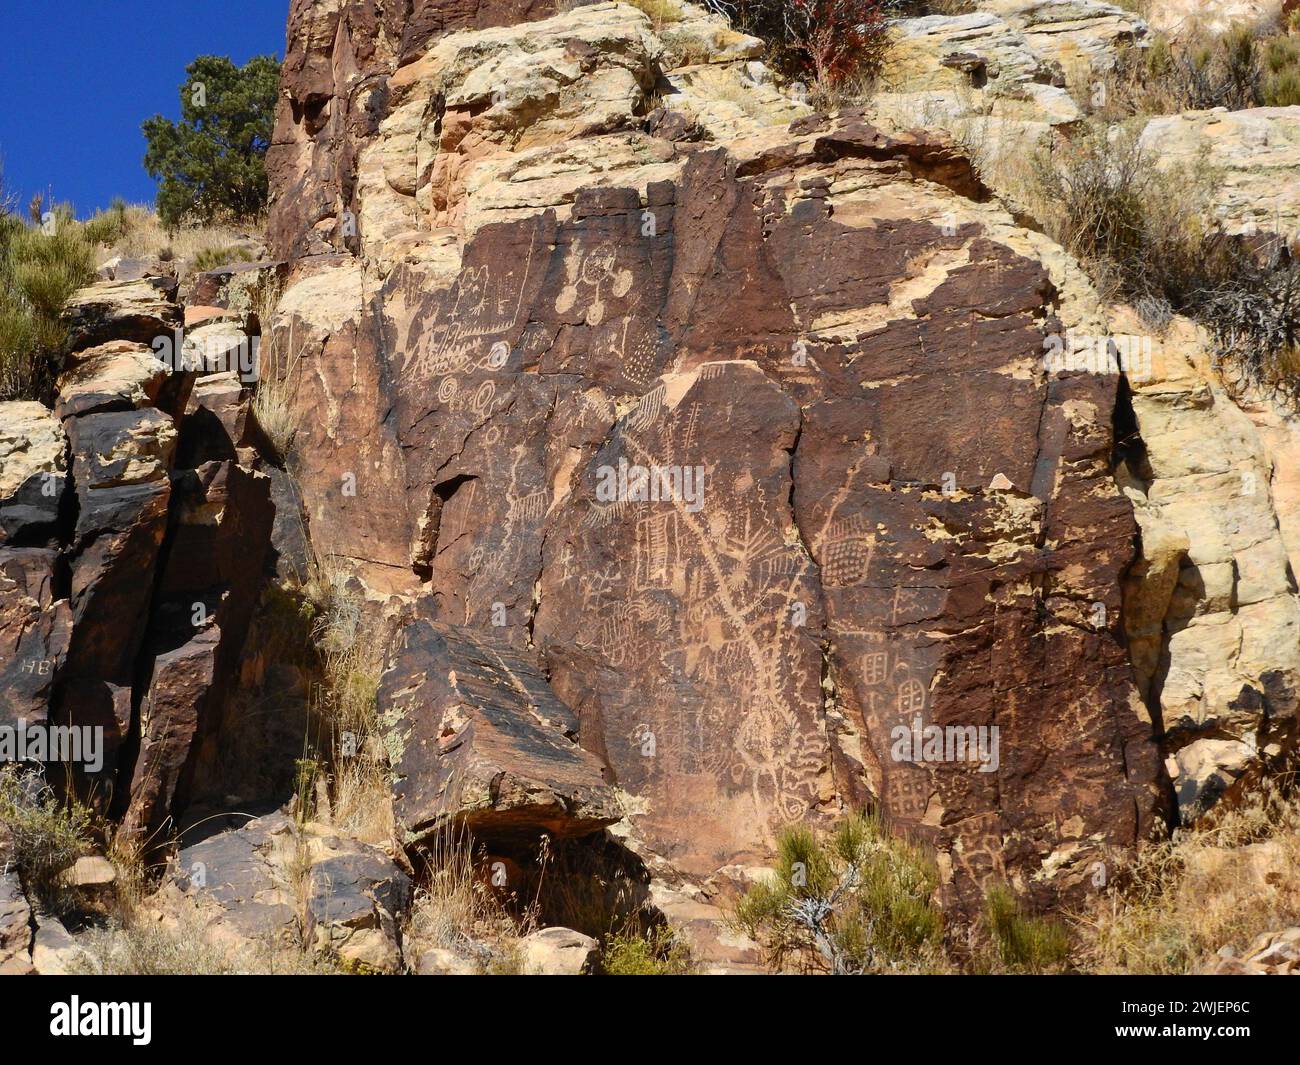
left=0, top=1, right=287, bottom=218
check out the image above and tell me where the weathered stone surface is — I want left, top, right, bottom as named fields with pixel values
left=96, top=255, right=175, bottom=284
left=0, top=401, right=66, bottom=546
left=267, top=0, right=560, bottom=261
left=62, top=277, right=182, bottom=353
left=121, top=460, right=274, bottom=841
left=1199, top=918, right=1300, bottom=974
left=869, top=2, right=1149, bottom=175
left=519, top=926, right=598, bottom=974
left=153, top=813, right=411, bottom=972
left=57, top=408, right=176, bottom=776
left=54, top=340, right=169, bottom=420
left=1116, top=310, right=1300, bottom=824
left=0, top=549, right=70, bottom=734
left=379, top=620, right=621, bottom=847
left=185, top=260, right=286, bottom=315
left=1140, top=107, right=1300, bottom=241
left=266, top=0, right=1171, bottom=926
left=0, top=826, right=35, bottom=975
left=178, top=373, right=257, bottom=465
left=1145, top=0, right=1284, bottom=37
left=416, top=946, right=480, bottom=974
left=29, top=913, right=83, bottom=975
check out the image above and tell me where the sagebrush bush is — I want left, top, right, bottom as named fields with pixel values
left=1100, top=24, right=1300, bottom=116
left=732, top=0, right=893, bottom=90
left=191, top=243, right=257, bottom=274
left=1077, top=783, right=1300, bottom=974
left=1027, top=125, right=1300, bottom=395
left=0, top=766, right=94, bottom=917
left=733, top=811, right=944, bottom=973
left=0, top=204, right=96, bottom=400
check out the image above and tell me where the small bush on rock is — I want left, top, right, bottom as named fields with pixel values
left=733, top=0, right=894, bottom=91
left=0, top=766, right=94, bottom=917
left=983, top=885, right=1073, bottom=973
left=601, top=924, right=695, bottom=974
left=733, top=811, right=944, bottom=973
left=1027, top=124, right=1300, bottom=398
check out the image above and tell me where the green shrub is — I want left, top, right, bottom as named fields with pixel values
left=80, top=198, right=130, bottom=246
left=191, top=243, right=256, bottom=274
left=0, top=766, right=94, bottom=917
left=984, top=885, right=1073, bottom=973
left=0, top=205, right=96, bottom=401
left=602, top=925, right=695, bottom=975
left=1261, top=35, right=1300, bottom=106
left=733, top=811, right=944, bottom=974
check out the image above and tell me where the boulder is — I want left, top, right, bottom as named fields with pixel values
left=1139, top=108, right=1300, bottom=242
left=54, top=340, right=169, bottom=420
left=1145, top=0, right=1284, bottom=37
left=96, top=256, right=176, bottom=283
left=62, top=277, right=182, bottom=353
left=416, top=947, right=480, bottom=974
left=1201, top=927, right=1300, bottom=974
left=0, top=401, right=67, bottom=546
left=379, top=620, right=622, bottom=849
left=60, top=854, right=118, bottom=890
left=185, top=260, right=286, bottom=316
left=153, top=813, right=411, bottom=972
left=519, top=926, right=598, bottom=974
left=30, top=914, right=85, bottom=975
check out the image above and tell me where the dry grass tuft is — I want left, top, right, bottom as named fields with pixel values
left=69, top=914, right=339, bottom=975
left=1076, top=783, right=1300, bottom=974
left=250, top=285, right=304, bottom=467
left=405, top=828, right=528, bottom=970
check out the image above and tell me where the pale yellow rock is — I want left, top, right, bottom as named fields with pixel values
left=55, top=340, right=169, bottom=417
left=1115, top=310, right=1300, bottom=821
left=1144, top=0, right=1283, bottom=37
left=666, top=62, right=812, bottom=141
left=31, top=915, right=85, bottom=975
left=1139, top=107, right=1300, bottom=240
left=0, top=401, right=65, bottom=498
left=519, top=926, right=598, bottom=975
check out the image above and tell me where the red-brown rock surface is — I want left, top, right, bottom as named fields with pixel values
left=1, top=273, right=278, bottom=842
left=262, top=0, right=1172, bottom=930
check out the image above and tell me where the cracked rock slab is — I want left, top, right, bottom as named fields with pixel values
left=379, top=619, right=621, bottom=849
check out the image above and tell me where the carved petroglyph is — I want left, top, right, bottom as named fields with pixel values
left=561, top=370, right=826, bottom=835
left=555, top=243, right=634, bottom=327
left=405, top=232, right=544, bottom=382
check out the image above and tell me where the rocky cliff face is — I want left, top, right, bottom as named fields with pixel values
left=4, top=0, right=1298, bottom=974
left=257, top=0, right=1226, bottom=936
left=0, top=278, right=276, bottom=837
